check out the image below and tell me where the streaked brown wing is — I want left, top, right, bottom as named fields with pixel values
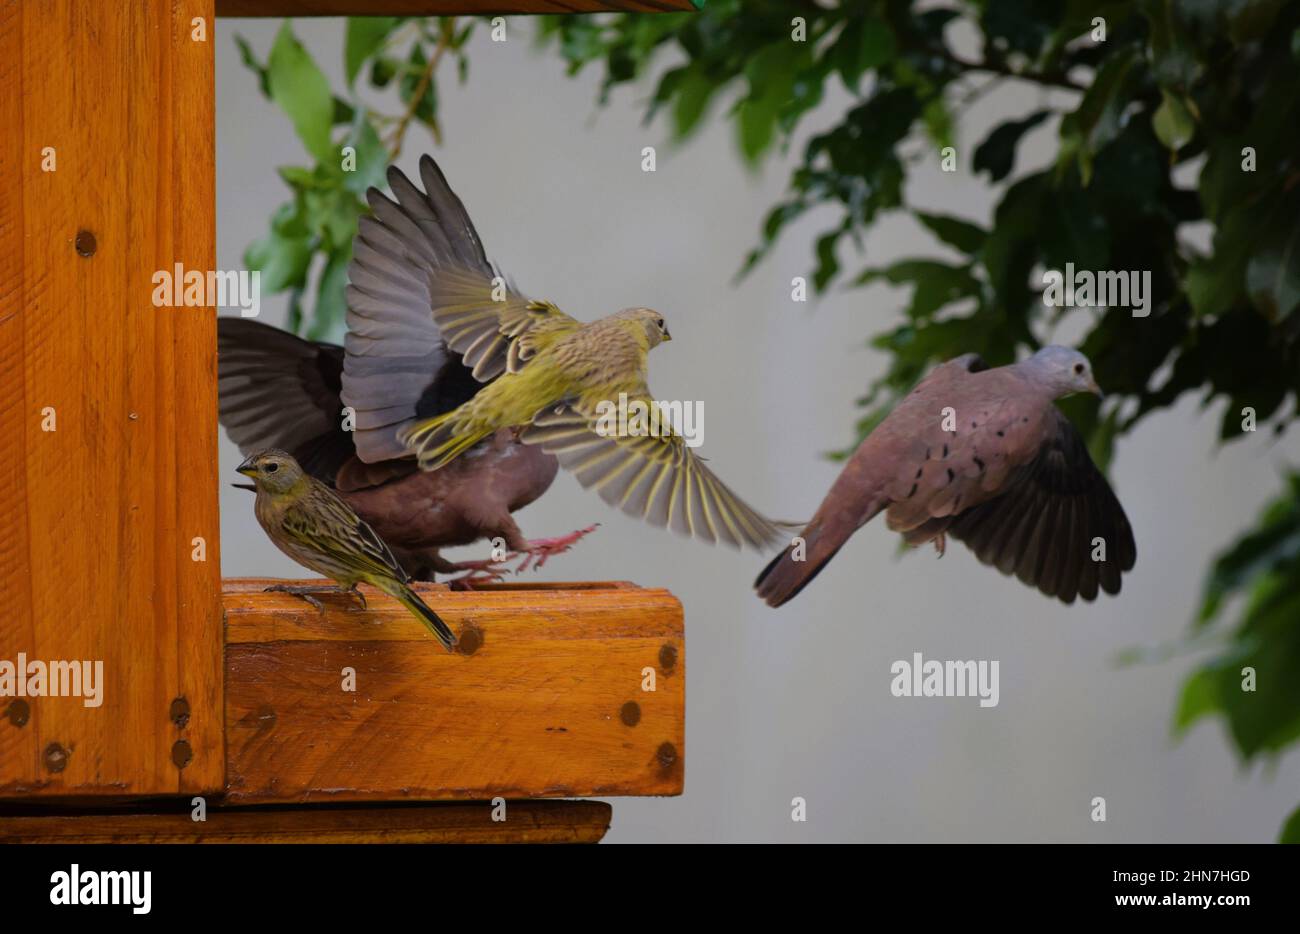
left=280, top=483, right=409, bottom=584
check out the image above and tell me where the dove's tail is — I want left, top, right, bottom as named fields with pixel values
left=753, top=522, right=845, bottom=608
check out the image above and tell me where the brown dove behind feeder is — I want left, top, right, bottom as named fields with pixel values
left=755, top=346, right=1136, bottom=606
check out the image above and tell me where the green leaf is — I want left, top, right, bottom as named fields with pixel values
left=234, top=34, right=271, bottom=98
left=982, top=0, right=1062, bottom=57
left=398, top=42, right=438, bottom=132
left=672, top=68, right=715, bottom=139
left=1060, top=47, right=1139, bottom=183
left=268, top=22, right=336, bottom=164
left=736, top=42, right=804, bottom=164
left=834, top=18, right=896, bottom=91
left=1174, top=667, right=1219, bottom=734
left=308, top=246, right=352, bottom=342
left=1281, top=801, right=1300, bottom=843
left=340, top=119, right=389, bottom=196
left=345, top=16, right=399, bottom=87
left=1245, top=190, right=1300, bottom=320
left=1197, top=475, right=1300, bottom=625
left=245, top=201, right=314, bottom=294
left=855, top=260, right=980, bottom=319
left=915, top=213, right=987, bottom=254
left=1144, top=0, right=1200, bottom=89
left=921, top=97, right=953, bottom=150
left=973, top=111, right=1050, bottom=182
left=1152, top=90, right=1195, bottom=151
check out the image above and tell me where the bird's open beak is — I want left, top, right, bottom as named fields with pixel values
left=235, top=456, right=258, bottom=478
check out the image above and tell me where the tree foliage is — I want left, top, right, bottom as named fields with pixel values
left=538, top=0, right=1300, bottom=839
left=237, top=1, right=1300, bottom=837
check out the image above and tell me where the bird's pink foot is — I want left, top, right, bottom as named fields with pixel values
left=445, top=558, right=511, bottom=590
left=513, top=524, right=599, bottom=573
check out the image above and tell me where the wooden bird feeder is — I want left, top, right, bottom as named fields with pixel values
left=0, top=0, right=692, bottom=845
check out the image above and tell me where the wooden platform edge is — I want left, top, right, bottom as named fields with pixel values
left=223, top=579, right=686, bottom=803
left=0, top=800, right=612, bottom=844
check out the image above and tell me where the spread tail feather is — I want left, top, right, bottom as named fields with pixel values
left=398, top=411, right=487, bottom=470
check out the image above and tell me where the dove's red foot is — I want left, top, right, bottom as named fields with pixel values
left=513, top=524, right=599, bottom=573
left=934, top=533, right=947, bottom=558
left=445, top=558, right=511, bottom=590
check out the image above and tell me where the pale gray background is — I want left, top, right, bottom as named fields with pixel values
left=217, top=17, right=1300, bottom=842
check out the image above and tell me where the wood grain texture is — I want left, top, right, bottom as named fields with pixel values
left=217, top=0, right=696, bottom=15
left=0, top=1, right=223, bottom=796
left=0, top=800, right=611, bottom=843
left=225, top=580, right=684, bottom=803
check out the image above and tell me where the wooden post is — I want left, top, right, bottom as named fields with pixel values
left=0, top=0, right=223, bottom=796
left=0, top=0, right=691, bottom=843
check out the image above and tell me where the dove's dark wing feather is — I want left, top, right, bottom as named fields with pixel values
left=342, top=153, right=514, bottom=461
left=946, top=409, right=1136, bottom=603
left=217, top=318, right=354, bottom=483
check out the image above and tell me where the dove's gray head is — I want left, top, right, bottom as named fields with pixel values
left=1026, top=345, right=1103, bottom=399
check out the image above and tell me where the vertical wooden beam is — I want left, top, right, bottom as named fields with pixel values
left=0, top=0, right=222, bottom=796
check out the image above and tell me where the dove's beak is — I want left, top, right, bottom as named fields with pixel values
left=235, top=456, right=258, bottom=478
left=1088, top=378, right=1105, bottom=401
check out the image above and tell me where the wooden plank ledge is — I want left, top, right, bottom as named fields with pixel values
left=0, top=800, right=611, bottom=843
left=223, top=579, right=685, bottom=803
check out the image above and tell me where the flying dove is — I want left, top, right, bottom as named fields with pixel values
left=372, top=154, right=791, bottom=551
left=755, top=347, right=1136, bottom=606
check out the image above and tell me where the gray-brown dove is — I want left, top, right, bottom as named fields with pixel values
left=755, top=347, right=1136, bottom=606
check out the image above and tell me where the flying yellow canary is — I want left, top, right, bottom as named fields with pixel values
left=393, top=156, right=790, bottom=551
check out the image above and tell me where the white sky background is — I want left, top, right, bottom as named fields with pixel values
left=217, top=16, right=1300, bottom=842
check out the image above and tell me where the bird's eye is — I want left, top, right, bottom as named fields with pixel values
left=266, top=462, right=279, bottom=473
left=1073, top=363, right=1085, bottom=375
left=656, top=318, right=665, bottom=330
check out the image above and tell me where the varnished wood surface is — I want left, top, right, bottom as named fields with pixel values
left=0, top=0, right=224, bottom=797
left=0, top=800, right=611, bottom=843
left=224, top=580, right=685, bottom=802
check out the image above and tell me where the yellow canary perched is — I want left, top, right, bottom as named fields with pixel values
left=394, top=155, right=790, bottom=551
left=237, top=449, right=457, bottom=651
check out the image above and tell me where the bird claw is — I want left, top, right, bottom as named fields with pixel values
left=933, top=533, right=946, bottom=558
left=512, top=524, right=599, bottom=573
left=445, top=559, right=511, bottom=590
left=263, top=583, right=367, bottom=612
left=442, top=525, right=598, bottom=586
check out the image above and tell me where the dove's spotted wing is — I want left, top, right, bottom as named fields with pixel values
left=946, top=408, right=1136, bottom=603
left=523, top=398, right=789, bottom=551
